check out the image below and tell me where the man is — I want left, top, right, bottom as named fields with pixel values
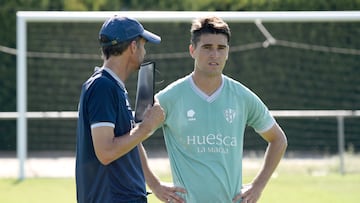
left=155, top=16, right=288, bottom=203
left=76, top=16, right=185, bottom=203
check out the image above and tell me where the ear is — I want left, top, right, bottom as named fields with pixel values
left=224, top=45, right=229, bottom=60
left=189, top=44, right=195, bottom=58
left=130, top=40, right=137, bottom=54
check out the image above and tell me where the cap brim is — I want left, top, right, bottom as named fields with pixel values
left=141, top=30, right=161, bottom=44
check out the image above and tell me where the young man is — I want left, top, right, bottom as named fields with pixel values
left=75, top=16, right=185, bottom=203
left=156, top=16, right=288, bottom=203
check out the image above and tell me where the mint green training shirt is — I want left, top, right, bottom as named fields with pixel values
left=156, top=74, right=275, bottom=203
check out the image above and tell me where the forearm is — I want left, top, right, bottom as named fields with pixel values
left=110, top=101, right=165, bottom=163
left=92, top=123, right=154, bottom=165
left=252, top=137, right=287, bottom=188
left=138, top=143, right=161, bottom=190
left=251, top=122, right=288, bottom=188
left=115, top=123, right=154, bottom=156
left=138, top=143, right=187, bottom=203
left=236, top=136, right=286, bottom=203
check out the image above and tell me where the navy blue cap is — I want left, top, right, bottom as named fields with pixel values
left=99, top=16, right=161, bottom=46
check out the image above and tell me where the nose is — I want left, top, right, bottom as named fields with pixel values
left=209, top=48, right=219, bottom=58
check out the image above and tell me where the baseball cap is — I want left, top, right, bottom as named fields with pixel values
left=99, top=16, right=161, bottom=46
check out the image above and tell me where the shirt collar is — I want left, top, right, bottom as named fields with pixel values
left=189, top=73, right=224, bottom=103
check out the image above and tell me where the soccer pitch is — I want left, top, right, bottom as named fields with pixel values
left=1, top=154, right=360, bottom=202
left=0, top=174, right=359, bottom=203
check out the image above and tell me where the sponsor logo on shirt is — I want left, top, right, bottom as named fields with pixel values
left=187, top=133, right=237, bottom=154
left=184, top=108, right=238, bottom=154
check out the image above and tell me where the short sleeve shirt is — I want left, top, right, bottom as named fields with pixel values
left=76, top=67, right=146, bottom=203
left=156, top=74, right=275, bottom=203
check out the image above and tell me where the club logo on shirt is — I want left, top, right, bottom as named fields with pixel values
left=187, top=109, right=196, bottom=121
left=224, top=108, right=236, bottom=123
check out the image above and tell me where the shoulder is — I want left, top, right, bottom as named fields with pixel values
left=156, top=75, right=190, bottom=99
left=85, top=69, right=116, bottom=91
left=155, top=75, right=190, bottom=113
left=223, top=75, right=254, bottom=97
left=81, top=70, right=122, bottom=104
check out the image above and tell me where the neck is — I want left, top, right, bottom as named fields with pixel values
left=192, top=72, right=222, bottom=96
left=103, top=55, right=134, bottom=83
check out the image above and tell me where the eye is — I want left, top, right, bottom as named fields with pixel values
left=202, top=45, right=212, bottom=49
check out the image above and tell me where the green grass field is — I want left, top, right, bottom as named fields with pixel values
left=1, top=154, right=359, bottom=202
left=1, top=173, right=359, bottom=203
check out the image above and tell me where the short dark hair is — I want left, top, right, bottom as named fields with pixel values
left=99, top=35, right=142, bottom=59
left=190, top=16, right=231, bottom=47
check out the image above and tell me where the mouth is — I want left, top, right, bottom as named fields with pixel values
left=208, top=62, right=219, bottom=66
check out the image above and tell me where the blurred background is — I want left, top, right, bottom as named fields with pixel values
left=0, top=0, right=360, bottom=176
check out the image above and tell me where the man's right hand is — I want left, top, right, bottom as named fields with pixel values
left=140, top=101, right=165, bottom=135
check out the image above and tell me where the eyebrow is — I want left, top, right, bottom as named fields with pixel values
left=201, top=44, right=228, bottom=48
